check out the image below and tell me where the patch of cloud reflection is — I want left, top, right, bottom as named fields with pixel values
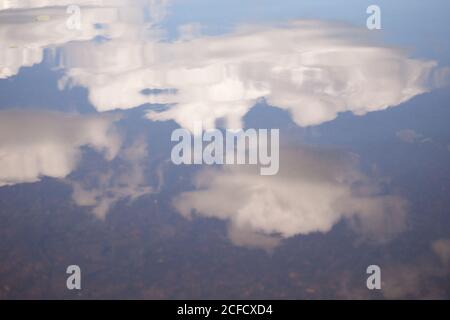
left=0, top=110, right=121, bottom=187
left=52, top=20, right=446, bottom=130
left=69, top=137, right=156, bottom=219
left=173, top=147, right=408, bottom=249
left=60, top=19, right=447, bottom=130
left=0, top=0, right=169, bottom=78
left=1, top=2, right=446, bottom=130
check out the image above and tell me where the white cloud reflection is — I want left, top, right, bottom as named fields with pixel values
left=174, top=147, right=407, bottom=249
left=0, top=109, right=155, bottom=219
left=0, top=0, right=169, bottom=78
left=55, top=19, right=446, bottom=131
left=69, top=137, right=155, bottom=219
left=0, top=110, right=121, bottom=187
left=1, top=1, right=446, bottom=130
left=0, top=1, right=102, bottom=78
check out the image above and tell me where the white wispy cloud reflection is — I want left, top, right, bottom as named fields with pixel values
left=174, top=147, right=407, bottom=249
left=145, top=21, right=446, bottom=130
left=0, top=0, right=169, bottom=78
left=0, top=0, right=105, bottom=78
left=0, top=110, right=121, bottom=187
left=69, top=137, right=156, bottom=219
left=1, top=0, right=447, bottom=130
left=0, top=109, right=157, bottom=218
left=57, top=18, right=446, bottom=131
